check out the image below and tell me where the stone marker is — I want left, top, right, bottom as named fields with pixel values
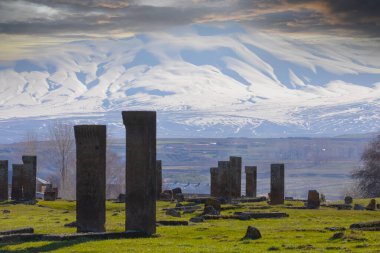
left=245, top=166, right=257, bottom=198
left=366, top=199, right=376, bottom=211
left=11, top=164, right=23, bottom=201
left=210, top=167, right=219, bottom=197
left=74, top=125, right=106, bottom=233
left=218, top=161, right=231, bottom=201
left=270, top=164, right=285, bottom=205
left=344, top=196, right=353, bottom=205
left=122, top=111, right=156, bottom=235
left=243, top=226, right=261, bottom=240
left=229, top=156, right=242, bottom=198
left=22, top=156, right=37, bottom=201
left=156, top=160, right=162, bottom=199
left=307, top=190, right=320, bottom=209
left=0, top=160, right=8, bottom=201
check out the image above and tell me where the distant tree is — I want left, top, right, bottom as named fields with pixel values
left=48, top=121, right=75, bottom=198
left=352, top=134, right=380, bottom=197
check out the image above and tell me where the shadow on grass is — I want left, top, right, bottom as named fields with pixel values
left=0, top=239, right=89, bottom=253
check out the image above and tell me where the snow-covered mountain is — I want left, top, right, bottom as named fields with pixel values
left=0, top=24, right=380, bottom=142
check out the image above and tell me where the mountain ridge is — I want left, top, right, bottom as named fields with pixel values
left=0, top=24, right=379, bottom=142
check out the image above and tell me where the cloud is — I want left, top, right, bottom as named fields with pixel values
left=0, top=0, right=379, bottom=38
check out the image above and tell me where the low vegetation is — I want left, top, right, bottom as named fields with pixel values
left=0, top=199, right=379, bottom=252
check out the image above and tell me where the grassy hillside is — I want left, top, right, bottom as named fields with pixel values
left=0, top=199, right=379, bottom=252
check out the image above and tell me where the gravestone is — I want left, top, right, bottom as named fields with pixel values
left=122, top=111, right=156, bottom=235
left=22, top=156, right=37, bottom=201
left=270, top=164, right=285, bottom=205
left=210, top=167, right=219, bottom=197
left=74, top=125, right=106, bottom=233
left=218, top=161, right=231, bottom=201
left=245, top=166, right=257, bottom=198
left=156, top=160, right=162, bottom=199
left=307, top=190, right=320, bottom=209
left=0, top=160, right=8, bottom=201
left=229, top=156, right=242, bottom=198
left=11, top=164, right=23, bottom=201
left=344, top=196, right=353, bottom=205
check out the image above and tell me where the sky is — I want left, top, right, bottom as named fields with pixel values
left=1, top=0, right=380, bottom=61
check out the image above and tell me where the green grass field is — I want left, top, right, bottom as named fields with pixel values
left=0, top=199, right=379, bottom=252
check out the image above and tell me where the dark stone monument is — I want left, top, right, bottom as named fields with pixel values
left=229, top=156, right=242, bottom=198
left=218, top=161, right=231, bottom=201
left=156, top=160, right=162, bottom=199
left=22, top=156, right=37, bottom=201
left=0, top=160, right=8, bottom=201
left=74, top=125, right=106, bottom=233
left=122, top=111, right=156, bottom=235
left=245, top=166, right=257, bottom=198
left=210, top=167, right=219, bottom=197
left=270, top=164, right=285, bottom=205
left=307, top=190, right=320, bottom=209
left=344, top=196, right=353, bottom=205
left=11, top=164, right=23, bottom=201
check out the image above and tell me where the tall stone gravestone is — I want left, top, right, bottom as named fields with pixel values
left=218, top=161, right=231, bottom=201
left=22, top=156, right=37, bottom=201
left=0, top=160, right=8, bottom=201
left=210, top=167, right=219, bottom=197
left=74, top=125, right=106, bottom=233
left=245, top=166, right=257, bottom=198
left=11, top=164, right=23, bottom=201
left=122, top=111, right=156, bottom=235
left=270, top=164, right=284, bottom=205
left=156, top=160, right=162, bottom=199
left=229, top=156, right=242, bottom=198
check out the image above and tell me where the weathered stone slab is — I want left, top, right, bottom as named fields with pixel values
left=245, top=166, right=257, bottom=198
left=229, top=156, right=242, bottom=198
left=307, top=190, right=320, bottom=209
left=0, top=227, right=34, bottom=235
left=123, top=111, right=156, bottom=235
left=218, top=161, right=231, bottom=200
left=156, top=160, right=162, bottom=199
left=238, top=196, right=267, bottom=203
left=11, top=164, right=23, bottom=201
left=350, top=221, right=380, bottom=231
left=0, top=231, right=151, bottom=243
left=157, top=220, right=188, bottom=226
left=203, top=212, right=289, bottom=220
left=74, top=125, right=106, bottom=233
left=44, top=191, right=56, bottom=201
left=270, top=164, right=285, bottom=205
left=0, top=160, right=8, bottom=201
left=234, top=211, right=289, bottom=219
left=22, top=156, right=37, bottom=201
left=210, top=167, right=219, bottom=197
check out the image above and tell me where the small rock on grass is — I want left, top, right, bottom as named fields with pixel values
left=243, top=226, right=261, bottom=240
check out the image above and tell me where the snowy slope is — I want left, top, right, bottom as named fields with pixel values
left=0, top=24, right=380, bottom=142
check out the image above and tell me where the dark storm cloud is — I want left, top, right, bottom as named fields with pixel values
left=0, top=0, right=379, bottom=37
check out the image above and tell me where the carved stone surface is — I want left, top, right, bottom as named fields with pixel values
left=0, top=160, right=8, bottom=201
left=210, top=167, right=219, bottom=197
left=270, top=164, right=285, bottom=205
left=22, top=156, right=37, bottom=201
left=74, top=125, right=106, bottom=233
left=245, top=166, right=257, bottom=198
left=217, top=161, right=231, bottom=200
left=229, top=156, right=242, bottom=198
left=11, top=164, right=23, bottom=201
left=122, top=111, right=156, bottom=235
left=156, top=160, right=162, bottom=199
left=307, top=190, right=320, bottom=209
